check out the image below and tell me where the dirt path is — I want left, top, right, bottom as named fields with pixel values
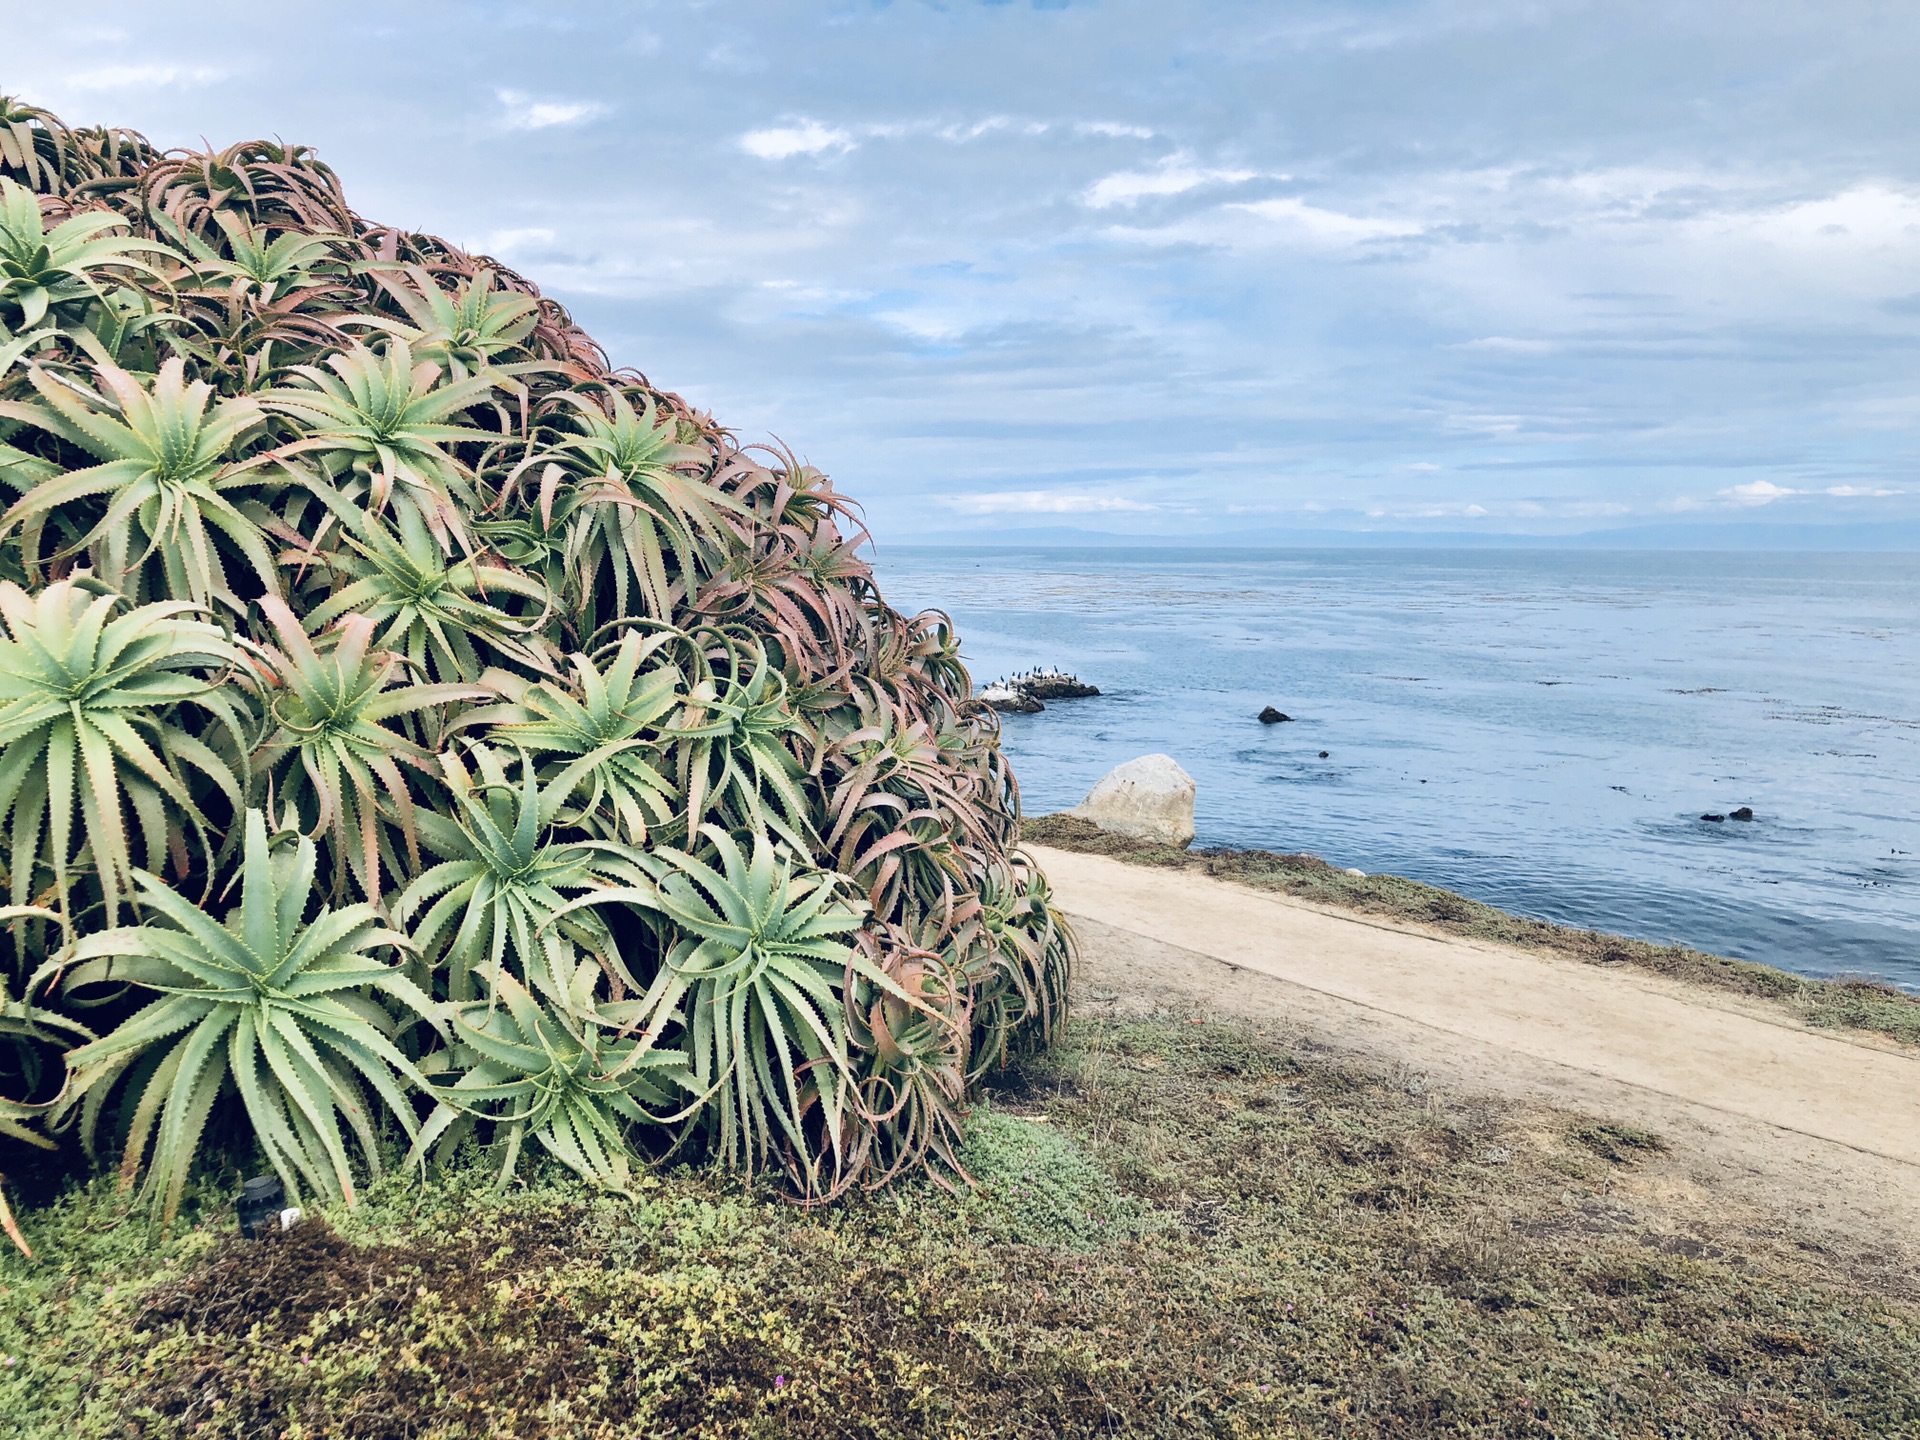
left=1032, top=843, right=1920, bottom=1272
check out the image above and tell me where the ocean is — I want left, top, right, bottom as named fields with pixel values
left=873, top=547, right=1920, bottom=989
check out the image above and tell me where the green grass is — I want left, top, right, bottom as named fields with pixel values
left=3, top=1016, right=1917, bottom=1438
left=1023, top=812, right=1920, bottom=1048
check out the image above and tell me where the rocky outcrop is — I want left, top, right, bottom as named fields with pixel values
left=1258, top=706, right=1292, bottom=724
left=979, top=668, right=1098, bottom=712
left=979, top=683, right=1044, bottom=714
left=1068, top=754, right=1195, bottom=848
left=1011, top=668, right=1101, bottom=700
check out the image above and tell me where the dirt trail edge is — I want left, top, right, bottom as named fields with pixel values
left=1031, top=843, right=1920, bottom=1271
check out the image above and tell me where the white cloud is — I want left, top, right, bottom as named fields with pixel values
left=1732, top=185, right=1920, bottom=250
left=1084, top=154, right=1260, bottom=208
left=740, top=120, right=855, bottom=161
left=1364, top=501, right=1492, bottom=520
left=936, top=116, right=1049, bottom=142
left=497, top=89, right=607, bottom=131
left=481, top=227, right=558, bottom=257
left=1230, top=196, right=1419, bottom=243
left=1708, top=481, right=1900, bottom=508
left=1720, top=481, right=1799, bottom=505
left=944, top=491, right=1157, bottom=515
left=62, top=64, right=223, bottom=91
left=1075, top=121, right=1156, bottom=140
left=1444, top=414, right=1527, bottom=437
left=1104, top=189, right=1422, bottom=255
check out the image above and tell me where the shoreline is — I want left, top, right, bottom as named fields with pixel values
left=1021, top=813, right=1920, bottom=1049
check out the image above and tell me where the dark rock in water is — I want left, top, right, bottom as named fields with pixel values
left=980, top=685, right=1044, bottom=714
left=1014, top=668, right=1100, bottom=700
left=1730, top=806, right=1755, bottom=821
left=1258, top=706, right=1293, bottom=724
left=1700, top=813, right=1726, bottom=823
left=1319, top=750, right=1330, bottom=759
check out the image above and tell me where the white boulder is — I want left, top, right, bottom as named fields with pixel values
left=1069, top=754, right=1195, bottom=848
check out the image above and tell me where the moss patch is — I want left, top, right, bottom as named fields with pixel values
left=1023, top=812, right=1920, bottom=1047
left=4, top=1017, right=1918, bottom=1438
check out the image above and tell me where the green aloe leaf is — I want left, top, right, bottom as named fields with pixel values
left=260, top=336, right=498, bottom=552
left=300, top=497, right=552, bottom=683
left=462, top=629, right=682, bottom=845
left=531, top=386, right=739, bottom=624
left=251, top=593, right=487, bottom=904
left=0, top=177, right=169, bottom=329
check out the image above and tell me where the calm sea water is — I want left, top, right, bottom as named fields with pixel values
left=874, top=547, right=1920, bottom=989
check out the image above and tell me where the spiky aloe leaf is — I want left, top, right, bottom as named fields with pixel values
left=300, top=498, right=552, bottom=683
left=260, top=336, right=497, bottom=549
left=463, top=629, right=681, bottom=844
left=533, top=386, right=737, bottom=622
left=0, top=176, right=168, bottom=328
left=251, top=594, right=487, bottom=903
left=664, top=630, right=817, bottom=850
left=362, top=264, right=541, bottom=379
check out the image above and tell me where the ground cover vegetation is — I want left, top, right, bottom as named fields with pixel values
left=1025, top=814, right=1920, bottom=1047
left=0, top=95, right=1072, bottom=1233
left=3, top=1013, right=1916, bottom=1438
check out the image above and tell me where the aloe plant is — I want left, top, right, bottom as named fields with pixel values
left=251, top=594, right=485, bottom=903
left=261, top=337, right=496, bottom=538
left=556, top=828, right=900, bottom=1194
left=0, top=356, right=277, bottom=605
left=0, top=98, right=1069, bottom=1210
left=0, top=176, right=165, bottom=328
left=0, top=578, right=246, bottom=921
left=472, top=629, right=682, bottom=844
left=541, top=387, right=735, bottom=622
left=56, top=810, right=439, bottom=1228
left=409, top=963, right=691, bottom=1193
left=174, top=210, right=343, bottom=303
left=668, top=631, right=817, bottom=849
left=397, top=746, right=657, bottom=1012
left=366, top=264, right=541, bottom=379
left=300, top=499, right=551, bottom=683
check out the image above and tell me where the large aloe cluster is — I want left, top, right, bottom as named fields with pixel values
left=0, top=98, right=1069, bottom=1226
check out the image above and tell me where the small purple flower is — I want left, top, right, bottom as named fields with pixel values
left=773, top=1375, right=787, bottom=1389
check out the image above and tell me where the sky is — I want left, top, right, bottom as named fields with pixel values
left=7, top=0, right=1920, bottom=542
